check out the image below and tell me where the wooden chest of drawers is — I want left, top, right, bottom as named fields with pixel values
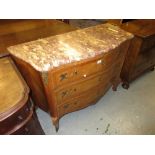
left=8, top=23, right=133, bottom=131
left=109, top=19, right=155, bottom=89
left=0, top=56, right=44, bottom=135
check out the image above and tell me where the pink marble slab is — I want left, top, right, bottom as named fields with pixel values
left=8, top=23, right=133, bottom=72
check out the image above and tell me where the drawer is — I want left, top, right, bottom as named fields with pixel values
left=12, top=113, right=44, bottom=135
left=12, top=123, right=32, bottom=135
left=77, top=51, right=117, bottom=78
left=55, top=74, right=102, bottom=104
left=55, top=68, right=113, bottom=104
left=58, top=81, right=112, bottom=118
left=52, top=49, right=118, bottom=88
left=0, top=100, right=32, bottom=134
left=140, top=35, right=155, bottom=52
left=57, top=87, right=101, bottom=117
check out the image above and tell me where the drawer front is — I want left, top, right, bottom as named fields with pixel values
left=13, top=123, right=32, bottom=135
left=12, top=113, right=44, bottom=135
left=52, top=49, right=118, bottom=88
left=77, top=51, right=117, bottom=78
left=140, top=35, right=155, bottom=52
left=58, top=81, right=111, bottom=118
left=58, top=87, right=100, bottom=117
left=56, top=74, right=102, bottom=103
left=0, top=100, right=31, bottom=134
left=55, top=68, right=113, bottom=104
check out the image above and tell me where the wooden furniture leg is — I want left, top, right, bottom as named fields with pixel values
left=122, top=81, right=130, bottom=89
left=112, top=77, right=121, bottom=91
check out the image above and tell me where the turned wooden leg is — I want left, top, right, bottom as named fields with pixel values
left=122, top=82, right=129, bottom=89
left=150, top=66, right=154, bottom=71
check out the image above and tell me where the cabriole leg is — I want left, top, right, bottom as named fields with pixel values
left=55, top=122, right=59, bottom=132
left=52, top=117, right=59, bottom=132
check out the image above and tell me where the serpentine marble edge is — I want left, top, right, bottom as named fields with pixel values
left=7, top=23, right=133, bottom=72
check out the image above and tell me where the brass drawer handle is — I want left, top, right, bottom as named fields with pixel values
left=61, top=88, right=76, bottom=98
left=62, top=91, right=68, bottom=98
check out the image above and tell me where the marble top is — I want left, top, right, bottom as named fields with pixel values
left=8, top=23, right=133, bottom=72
